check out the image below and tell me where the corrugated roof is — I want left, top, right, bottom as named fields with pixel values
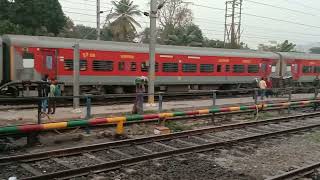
left=2, top=34, right=280, bottom=59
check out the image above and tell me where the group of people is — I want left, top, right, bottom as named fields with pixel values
left=39, top=74, right=60, bottom=114
left=254, top=77, right=273, bottom=100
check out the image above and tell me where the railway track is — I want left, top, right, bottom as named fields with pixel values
left=1, top=112, right=320, bottom=179
left=267, top=162, right=320, bottom=180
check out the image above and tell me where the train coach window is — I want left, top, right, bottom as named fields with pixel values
left=64, top=60, right=87, bottom=71
left=182, top=63, right=197, bottom=72
left=233, top=65, right=245, bottom=73
left=93, top=60, right=113, bottom=71
left=248, top=65, right=259, bottom=73
left=23, top=53, right=34, bottom=68
left=118, top=61, right=125, bottom=71
left=200, top=64, right=214, bottom=72
left=303, top=66, right=312, bottom=73
left=271, top=65, right=276, bottom=73
left=225, top=65, right=230, bottom=72
left=23, top=59, right=34, bottom=68
left=163, top=63, right=178, bottom=72
left=131, top=62, right=137, bottom=71
left=141, top=62, right=148, bottom=72
left=314, top=66, right=320, bottom=73
left=46, top=56, right=53, bottom=70
left=140, top=62, right=158, bottom=72
left=286, top=65, right=291, bottom=72
left=217, top=65, right=222, bottom=72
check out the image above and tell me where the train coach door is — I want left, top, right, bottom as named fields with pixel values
left=41, top=49, right=57, bottom=80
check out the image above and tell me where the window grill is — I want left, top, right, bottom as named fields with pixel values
left=163, top=63, right=178, bottom=72
left=182, top=63, right=197, bottom=72
left=248, top=65, right=259, bottom=73
left=303, top=66, right=312, bottom=73
left=64, top=59, right=87, bottom=71
left=200, top=64, right=214, bottom=72
left=92, top=60, right=113, bottom=71
left=233, top=65, right=245, bottom=73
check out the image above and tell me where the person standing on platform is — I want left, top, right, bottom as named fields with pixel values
left=48, top=80, right=57, bottom=114
left=259, top=77, right=267, bottom=100
left=266, top=78, right=273, bottom=98
left=313, top=75, right=320, bottom=89
left=132, top=76, right=148, bottom=114
left=40, top=74, right=49, bottom=112
left=252, top=78, right=259, bottom=100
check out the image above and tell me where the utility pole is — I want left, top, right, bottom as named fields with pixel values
left=97, top=0, right=101, bottom=40
left=73, top=43, right=80, bottom=109
left=224, top=0, right=243, bottom=48
left=148, top=0, right=157, bottom=105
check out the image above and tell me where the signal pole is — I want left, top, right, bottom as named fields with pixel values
left=73, top=43, right=80, bottom=109
left=224, top=0, right=243, bottom=48
left=97, top=0, right=101, bottom=40
left=148, top=0, right=157, bottom=105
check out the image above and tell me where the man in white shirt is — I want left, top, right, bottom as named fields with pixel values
left=259, top=77, right=267, bottom=100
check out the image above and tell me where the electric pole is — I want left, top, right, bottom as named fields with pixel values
left=224, top=0, right=243, bottom=48
left=148, top=0, right=157, bottom=105
left=73, top=43, right=80, bottom=109
left=97, top=0, right=101, bottom=40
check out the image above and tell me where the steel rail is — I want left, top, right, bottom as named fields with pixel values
left=266, top=162, right=320, bottom=180
left=19, top=116, right=320, bottom=180
left=1, top=111, right=319, bottom=164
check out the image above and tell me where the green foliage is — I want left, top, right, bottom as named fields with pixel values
left=258, top=40, right=296, bottom=52
left=202, top=38, right=225, bottom=48
left=165, top=121, right=192, bottom=132
left=163, top=24, right=204, bottom=47
left=108, top=0, right=141, bottom=42
left=0, top=0, right=66, bottom=36
left=58, top=18, right=113, bottom=41
left=310, top=47, right=320, bottom=54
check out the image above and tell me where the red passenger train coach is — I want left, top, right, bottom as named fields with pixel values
left=1, top=35, right=320, bottom=96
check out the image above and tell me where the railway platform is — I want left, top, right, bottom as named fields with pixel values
left=0, top=93, right=315, bottom=126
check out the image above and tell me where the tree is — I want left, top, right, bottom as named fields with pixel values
left=0, top=0, right=66, bottom=36
left=158, top=0, right=193, bottom=29
left=310, top=47, right=320, bottom=54
left=58, top=17, right=76, bottom=38
left=157, top=0, right=193, bottom=43
left=202, top=38, right=225, bottom=48
left=108, top=0, right=141, bottom=42
left=164, top=24, right=204, bottom=47
left=258, top=40, right=296, bottom=52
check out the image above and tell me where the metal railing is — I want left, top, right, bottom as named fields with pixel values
left=0, top=87, right=319, bottom=124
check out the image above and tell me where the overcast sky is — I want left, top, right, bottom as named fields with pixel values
left=59, top=0, right=320, bottom=50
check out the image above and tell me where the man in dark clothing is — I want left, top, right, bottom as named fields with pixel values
left=40, top=74, right=50, bottom=112
left=266, top=78, right=273, bottom=98
left=313, top=75, right=320, bottom=89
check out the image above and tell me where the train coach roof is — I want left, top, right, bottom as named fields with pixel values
left=279, top=52, right=320, bottom=60
left=2, top=34, right=280, bottom=59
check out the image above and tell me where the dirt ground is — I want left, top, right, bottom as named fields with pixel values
left=209, top=129, right=320, bottom=179
left=80, top=129, right=320, bottom=180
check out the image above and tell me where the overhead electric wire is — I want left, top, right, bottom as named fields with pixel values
left=245, top=0, right=317, bottom=16
left=60, top=0, right=320, bottom=46
left=188, top=2, right=320, bottom=29
left=279, top=0, right=320, bottom=12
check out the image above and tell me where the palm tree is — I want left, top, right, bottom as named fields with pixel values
left=108, top=0, right=141, bottom=42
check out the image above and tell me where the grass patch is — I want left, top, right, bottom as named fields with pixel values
left=305, top=131, right=320, bottom=143
left=165, top=121, right=192, bottom=132
left=143, top=110, right=158, bottom=114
